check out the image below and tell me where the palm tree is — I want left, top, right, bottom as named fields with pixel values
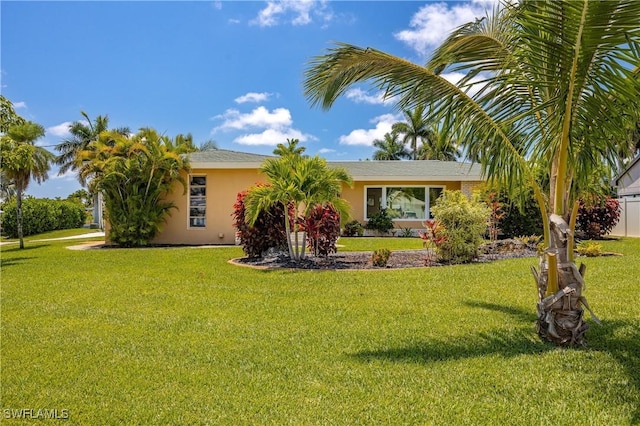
left=55, top=112, right=129, bottom=227
left=304, top=0, right=640, bottom=346
left=79, top=128, right=190, bottom=247
left=273, top=138, right=306, bottom=158
left=372, top=131, right=410, bottom=160
left=244, top=147, right=353, bottom=260
left=392, top=105, right=434, bottom=160
left=417, top=112, right=460, bottom=161
left=0, top=121, right=54, bottom=248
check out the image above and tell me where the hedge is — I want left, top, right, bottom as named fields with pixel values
left=0, top=197, right=86, bottom=237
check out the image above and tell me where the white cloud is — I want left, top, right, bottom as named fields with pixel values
left=13, top=101, right=27, bottom=109
left=339, top=113, right=400, bottom=146
left=251, top=0, right=332, bottom=27
left=46, top=122, right=73, bottom=138
left=213, top=106, right=292, bottom=132
left=234, top=128, right=311, bottom=146
left=318, top=148, right=335, bottom=154
left=441, top=71, right=489, bottom=97
left=394, top=0, right=497, bottom=57
left=345, top=88, right=395, bottom=106
left=51, top=169, right=77, bottom=181
left=212, top=1, right=222, bottom=10
left=234, top=92, right=273, bottom=104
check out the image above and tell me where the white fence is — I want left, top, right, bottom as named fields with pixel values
left=610, top=197, right=640, bottom=238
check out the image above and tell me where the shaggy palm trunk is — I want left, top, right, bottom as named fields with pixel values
left=533, top=214, right=600, bottom=346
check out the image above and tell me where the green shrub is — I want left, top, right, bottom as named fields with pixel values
left=0, top=197, right=85, bottom=237
left=430, top=190, right=491, bottom=264
left=343, top=220, right=364, bottom=237
left=365, top=209, right=394, bottom=234
left=371, top=248, right=391, bottom=267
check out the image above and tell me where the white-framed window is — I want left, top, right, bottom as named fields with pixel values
left=365, top=186, right=444, bottom=220
left=189, top=175, right=206, bottom=228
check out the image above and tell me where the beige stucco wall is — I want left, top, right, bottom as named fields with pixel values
left=152, top=168, right=266, bottom=245
left=142, top=167, right=483, bottom=245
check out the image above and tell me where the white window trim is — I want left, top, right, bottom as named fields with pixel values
left=364, top=185, right=444, bottom=221
left=188, top=174, right=207, bottom=229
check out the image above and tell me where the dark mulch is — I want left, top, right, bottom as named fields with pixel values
left=233, top=244, right=538, bottom=270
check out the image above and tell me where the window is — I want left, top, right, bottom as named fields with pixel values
left=365, top=186, right=443, bottom=220
left=189, top=176, right=206, bottom=228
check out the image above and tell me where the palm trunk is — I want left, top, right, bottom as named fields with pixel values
left=532, top=214, right=600, bottom=346
left=17, top=188, right=24, bottom=249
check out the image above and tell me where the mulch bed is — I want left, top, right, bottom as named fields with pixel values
left=233, top=244, right=539, bottom=270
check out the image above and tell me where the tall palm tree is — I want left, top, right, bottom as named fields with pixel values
left=0, top=121, right=54, bottom=248
left=392, top=105, right=434, bottom=160
left=304, top=0, right=640, bottom=346
left=79, top=128, right=190, bottom=247
left=372, top=131, right=410, bottom=160
left=244, top=148, right=353, bottom=260
left=417, top=112, right=460, bottom=161
left=55, top=112, right=129, bottom=226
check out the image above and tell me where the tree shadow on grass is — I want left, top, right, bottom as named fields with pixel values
left=350, top=300, right=640, bottom=423
left=351, top=300, right=550, bottom=364
left=0, top=256, right=36, bottom=268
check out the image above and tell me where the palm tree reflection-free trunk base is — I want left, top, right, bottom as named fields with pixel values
left=533, top=215, right=599, bottom=346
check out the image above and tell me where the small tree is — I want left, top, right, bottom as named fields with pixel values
left=430, top=190, right=491, bottom=264
left=244, top=139, right=353, bottom=260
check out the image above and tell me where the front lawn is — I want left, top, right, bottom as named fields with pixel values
left=1, top=238, right=638, bottom=424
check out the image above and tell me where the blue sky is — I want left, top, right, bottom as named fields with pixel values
left=1, top=0, right=496, bottom=199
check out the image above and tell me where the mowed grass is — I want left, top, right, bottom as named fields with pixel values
left=1, top=237, right=638, bottom=425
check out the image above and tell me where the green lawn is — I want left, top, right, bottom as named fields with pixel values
left=1, top=237, right=638, bottom=424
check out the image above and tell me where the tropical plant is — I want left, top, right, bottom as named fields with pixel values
left=576, top=196, right=621, bottom=239
left=232, top=187, right=291, bottom=257
left=199, top=139, right=219, bottom=151
left=392, top=105, right=434, bottom=160
left=243, top=140, right=353, bottom=260
left=0, top=121, right=54, bottom=248
left=54, top=111, right=129, bottom=183
left=416, top=110, right=461, bottom=161
left=78, top=128, right=190, bottom=247
left=303, top=0, right=640, bottom=345
left=302, top=204, right=341, bottom=257
left=372, top=131, right=410, bottom=160
left=371, top=248, right=391, bottom=267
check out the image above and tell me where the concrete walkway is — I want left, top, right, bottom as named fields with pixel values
left=0, top=232, right=105, bottom=246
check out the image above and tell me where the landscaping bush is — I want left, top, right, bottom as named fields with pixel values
left=232, top=189, right=290, bottom=257
left=430, top=190, right=491, bottom=264
left=576, top=241, right=602, bottom=257
left=0, top=197, right=85, bottom=237
left=576, top=196, right=620, bottom=239
left=365, top=209, right=394, bottom=235
left=371, top=248, right=391, bottom=267
left=302, top=204, right=341, bottom=257
left=342, top=219, right=364, bottom=237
